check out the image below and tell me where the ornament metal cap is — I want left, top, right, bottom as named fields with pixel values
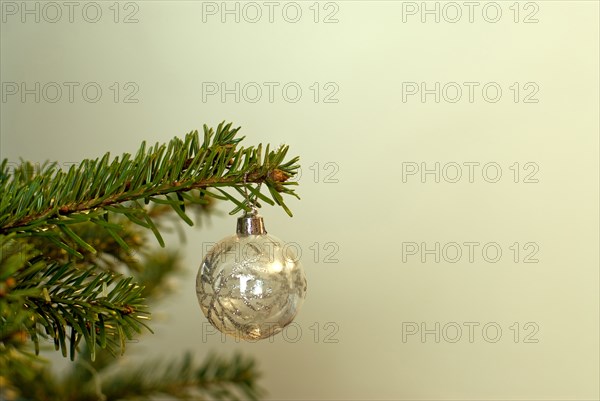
left=236, top=210, right=267, bottom=236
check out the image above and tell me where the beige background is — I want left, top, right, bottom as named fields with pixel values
left=1, top=1, right=598, bottom=399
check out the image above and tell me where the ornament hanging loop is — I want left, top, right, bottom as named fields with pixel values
left=243, top=173, right=260, bottom=215
left=238, top=173, right=266, bottom=235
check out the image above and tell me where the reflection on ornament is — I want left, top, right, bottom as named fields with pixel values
left=196, top=211, right=307, bottom=340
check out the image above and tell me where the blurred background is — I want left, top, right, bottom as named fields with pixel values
left=1, top=1, right=598, bottom=399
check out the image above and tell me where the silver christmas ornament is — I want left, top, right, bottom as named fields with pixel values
left=196, top=210, right=307, bottom=340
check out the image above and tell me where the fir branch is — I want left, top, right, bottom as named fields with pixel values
left=6, top=351, right=263, bottom=401
left=98, top=352, right=263, bottom=401
left=1, top=235, right=150, bottom=362
left=1, top=196, right=207, bottom=365
left=0, top=122, right=299, bottom=237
